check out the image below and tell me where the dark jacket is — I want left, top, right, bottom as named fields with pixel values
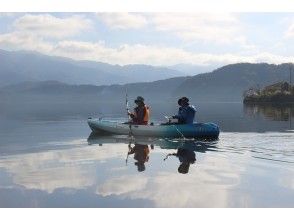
left=176, top=148, right=196, bottom=174
left=174, top=105, right=196, bottom=124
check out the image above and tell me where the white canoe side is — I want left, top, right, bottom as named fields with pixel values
left=87, top=118, right=220, bottom=139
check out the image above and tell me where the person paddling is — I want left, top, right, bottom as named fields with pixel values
left=172, top=97, right=196, bottom=124
left=128, top=96, right=150, bottom=125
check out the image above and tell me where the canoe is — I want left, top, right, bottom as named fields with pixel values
left=87, top=118, right=220, bottom=139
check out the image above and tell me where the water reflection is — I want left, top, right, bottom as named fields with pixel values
left=244, top=103, right=294, bottom=121
left=127, top=143, right=151, bottom=172
left=164, top=147, right=196, bottom=174
left=87, top=132, right=218, bottom=173
left=0, top=130, right=294, bottom=207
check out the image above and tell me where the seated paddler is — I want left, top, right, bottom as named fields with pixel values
left=128, top=96, right=150, bottom=125
left=171, top=97, right=196, bottom=124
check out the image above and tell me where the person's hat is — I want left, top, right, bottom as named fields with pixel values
left=178, top=162, right=190, bottom=174
left=135, top=96, right=145, bottom=103
left=178, top=97, right=189, bottom=105
left=180, top=97, right=189, bottom=104
left=135, top=162, right=146, bottom=172
left=178, top=98, right=182, bottom=105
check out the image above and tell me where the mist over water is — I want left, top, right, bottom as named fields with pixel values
left=0, top=102, right=293, bottom=207
left=1, top=99, right=293, bottom=132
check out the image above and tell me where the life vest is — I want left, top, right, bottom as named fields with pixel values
left=143, top=105, right=150, bottom=123
left=144, top=146, right=150, bottom=162
left=133, top=144, right=150, bottom=162
left=133, top=105, right=150, bottom=125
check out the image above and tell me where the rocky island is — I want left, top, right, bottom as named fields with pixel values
left=243, top=81, right=294, bottom=103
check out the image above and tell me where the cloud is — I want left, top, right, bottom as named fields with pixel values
left=0, top=28, right=293, bottom=66
left=97, top=13, right=147, bottom=29
left=2, top=12, right=292, bottom=66
left=279, top=172, right=294, bottom=190
left=0, top=150, right=95, bottom=193
left=150, top=13, right=243, bottom=44
left=95, top=153, right=245, bottom=207
left=0, top=137, right=239, bottom=207
left=97, top=176, right=148, bottom=196
left=50, top=41, right=234, bottom=65
left=0, top=143, right=128, bottom=193
left=0, top=31, right=53, bottom=52
left=285, top=22, right=294, bottom=38
left=51, top=41, right=294, bottom=66
left=97, top=12, right=244, bottom=44
left=12, top=14, right=93, bottom=39
left=0, top=13, right=17, bottom=17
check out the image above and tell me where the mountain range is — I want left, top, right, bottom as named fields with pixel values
left=0, top=49, right=190, bottom=87
left=1, top=49, right=293, bottom=103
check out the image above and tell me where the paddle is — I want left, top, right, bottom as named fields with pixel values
left=126, top=142, right=131, bottom=165
left=126, top=89, right=131, bottom=120
left=163, top=153, right=176, bottom=161
left=125, top=89, right=133, bottom=137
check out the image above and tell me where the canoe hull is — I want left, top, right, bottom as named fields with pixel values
left=87, top=118, right=220, bottom=139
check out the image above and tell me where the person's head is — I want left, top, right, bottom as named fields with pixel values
left=177, top=98, right=182, bottom=106
left=134, top=96, right=145, bottom=106
left=178, top=162, right=190, bottom=174
left=178, top=97, right=189, bottom=107
left=135, top=161, right=146, bottom=172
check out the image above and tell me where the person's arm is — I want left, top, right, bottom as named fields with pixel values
left=163, top=152, right=177, bottom=161
left=172, top=108, right=181, bottom=119
left=173, top=107, right=188, bottom=121
left=128, top=146, right=135, bottom=155
left=129, top=112, right=135, bottom=119
left=128, top=108, right=137, bottom=119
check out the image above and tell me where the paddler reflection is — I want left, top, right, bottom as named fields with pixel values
left=127, top=143, right=154, bottom=172
left=164, top=143, right=196, bottom=174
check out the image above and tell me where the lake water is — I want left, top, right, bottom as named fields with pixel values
left=0, top=102, right=293, bottom=207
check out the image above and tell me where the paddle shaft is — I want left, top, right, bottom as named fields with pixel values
left=172, top=124, right=186, bottom=139
left=126, top=90, right=131, bottom=120
left=164, top=116, right=186, bottom=139
left=125, top=90, right=133, bottom=137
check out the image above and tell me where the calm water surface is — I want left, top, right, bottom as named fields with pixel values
left=0, top=103, right=293, bottom=207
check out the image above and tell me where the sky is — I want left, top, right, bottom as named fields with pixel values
left=0, top=12, right=294, bottom=67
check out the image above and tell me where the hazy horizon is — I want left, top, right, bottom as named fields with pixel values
left=1, top=12, right=294, bottom=68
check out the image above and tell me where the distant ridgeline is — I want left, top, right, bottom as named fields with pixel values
left=243, top=81, right=294, bottom=103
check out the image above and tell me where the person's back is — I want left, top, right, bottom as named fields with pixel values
left=177, top=105, right=195, bottom=124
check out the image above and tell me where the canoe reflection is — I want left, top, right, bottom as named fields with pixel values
left=87, top=132, right=218, bottom=173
